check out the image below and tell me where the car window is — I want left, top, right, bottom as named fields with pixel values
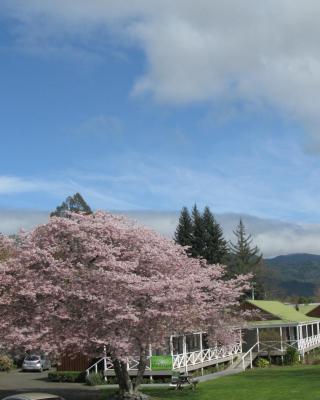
left=40, top=398, right=62, bottom=400
left=25, top=355, right=40, bottom=361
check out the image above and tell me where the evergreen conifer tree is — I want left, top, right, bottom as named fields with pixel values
left=50, top=193, right=93, bottom=217
left=202, top=206, right=228, bottom=264
left=229, top=219, right=264, bottom=298
left=174, top=207, right=193, bottom=252
left=191, top=204, right=205, bottom=258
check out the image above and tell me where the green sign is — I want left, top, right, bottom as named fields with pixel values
left=150, top=355, right=173, bottom=371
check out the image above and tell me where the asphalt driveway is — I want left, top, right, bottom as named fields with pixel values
left=0, top=370, right=103, bottom=400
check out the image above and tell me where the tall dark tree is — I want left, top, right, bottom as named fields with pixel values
left=202, top=206, right=228, bottom=264
left=190, top=204, right=205, bottom=258
left=228, top=219, right=264, bottom=298
left=50, top=193, right=93, bottom=217
left=174, top=207, right=193, bottom=252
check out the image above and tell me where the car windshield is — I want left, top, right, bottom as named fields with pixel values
left=25, top=355, right=40, bottom=361
left=40, top=398, right=62, bottom=400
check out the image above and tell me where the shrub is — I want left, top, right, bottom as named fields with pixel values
left=0, top=355, right=14, bottom=372
left=255, top=357, right=270, bottom=368
left=284, top=347, right=300, bottom=366
left=86, top=372, right=104, bottom=386
left=47, top=371, right=85, bottom=383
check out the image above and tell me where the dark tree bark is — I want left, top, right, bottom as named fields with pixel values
left=112, top=357, right=149, bottom=400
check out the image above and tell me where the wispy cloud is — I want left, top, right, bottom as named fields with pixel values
left=69, top=114, right=123, bottom=138
left=3, top=1, right=320, bottom=146
left=0, top=175, right=139, bottom=210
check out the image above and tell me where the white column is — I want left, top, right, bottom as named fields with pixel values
left=200, top=332, right=204, bottom=375
left=280, top=326, right=283, bottom=352
left=103, top=345, right=107, bottom=382
left=299, top=325, right=303, bottom=352
left=256, top=328, right=260, bottom=352
left=149, top=344, right=153, bottom=383
left=183, top=335, right=188, bottom=373
left=169, top=335, right=174, bottom=356
left=312, top=324, right=314, bottom=337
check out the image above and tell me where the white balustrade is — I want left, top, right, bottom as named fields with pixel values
left=86, top=343, right=241, bottom=376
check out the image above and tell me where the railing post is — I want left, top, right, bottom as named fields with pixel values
left=200, top=332, right=204, bottom=375
left=170, top=335, right=174, bottom=356
left=103, top=345, right=107, bottom=382
left=149, top=344, right=153, bottom=383
left=250, top=351, right=253, bottom=368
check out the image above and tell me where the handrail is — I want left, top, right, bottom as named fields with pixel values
left=86, top=344, right=242, bottom=376
left=241, top=342, right=258, bottom=370
left=86, top=335, right=320, bottom=376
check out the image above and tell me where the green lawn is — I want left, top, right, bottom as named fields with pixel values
left=102, top=365, right=320, bottom=399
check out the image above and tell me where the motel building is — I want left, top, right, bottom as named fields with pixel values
left=59, top=300, right=320, bottom=378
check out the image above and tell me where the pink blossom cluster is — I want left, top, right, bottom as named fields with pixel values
left=0, top=212, right=249, bottom=360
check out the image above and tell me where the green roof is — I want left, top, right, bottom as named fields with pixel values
left=248, top=300, right=320, bottom=324
left=293, top=304, right=319, bottom=315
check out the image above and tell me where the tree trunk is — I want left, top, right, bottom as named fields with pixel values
left=133, top=351, right=148, bottom=391
left=112, top=358, right=149, bottom=400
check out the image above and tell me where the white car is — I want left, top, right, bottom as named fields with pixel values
left=2, top=394, right=64, bottom=400
left=22, top=355, right=51, bottom=372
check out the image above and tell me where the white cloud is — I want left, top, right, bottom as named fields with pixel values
left=0, top=210, right=48, bottom=234
left=124, top=210, right=320, bottom=258
left=2, top=207, right=320, bottom=257
left=3, top=1, right=320, bottom=141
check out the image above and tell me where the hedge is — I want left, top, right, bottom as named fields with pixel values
left=48, top=371, right=85, bottom=383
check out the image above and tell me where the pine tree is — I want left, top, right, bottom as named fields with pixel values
left=50, top=193, right=93, bottom=217
left=174, top=207, right=193, bottom=252
left=202, top=206, right=228, bottom=264
left=229, top=219, right=262, bottom=274
left=190, top=204, right=205, bottom=258
left=229, top=219, right=264, bottom=298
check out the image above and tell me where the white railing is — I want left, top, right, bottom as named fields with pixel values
left=86, top=343, right=241, bottom=376
left=297, top=334, right=320, bottom=351
left=258, top=340, right=298, bottom=354
left=241, top=343, right=258, bottom=370
left=86, top=356, right=152, bottom=376
left=172, top=343, right=241, bottom=370
left=240, top=336, right=320, bottom=371
left=257, top=336, right=320, bottom=354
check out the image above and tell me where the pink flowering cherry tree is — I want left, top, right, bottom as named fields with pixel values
left=0, top=212, right=249, bottom=399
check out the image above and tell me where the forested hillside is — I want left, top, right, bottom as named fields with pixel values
left=264, top=253, right=320, bottom=298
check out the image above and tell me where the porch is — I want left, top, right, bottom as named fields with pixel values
left=86, top=332, right=242, bottom=377
left=244, top=321, right=320, bottom=356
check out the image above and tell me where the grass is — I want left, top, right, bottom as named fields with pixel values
left=101, top=364, right=320, bottom=399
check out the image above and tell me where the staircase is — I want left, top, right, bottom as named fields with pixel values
left=197, top=344, right=259, bottom=383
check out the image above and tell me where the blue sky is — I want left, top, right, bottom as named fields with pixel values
left=2, top=1, right=320, bottom=255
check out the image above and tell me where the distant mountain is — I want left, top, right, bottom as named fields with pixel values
left=264, top=253, right=320, bottom=298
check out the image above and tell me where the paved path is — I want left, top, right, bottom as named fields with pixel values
left=0, top=362, right=250, bottom=399
left=0, top=370, right=102, bottom=400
